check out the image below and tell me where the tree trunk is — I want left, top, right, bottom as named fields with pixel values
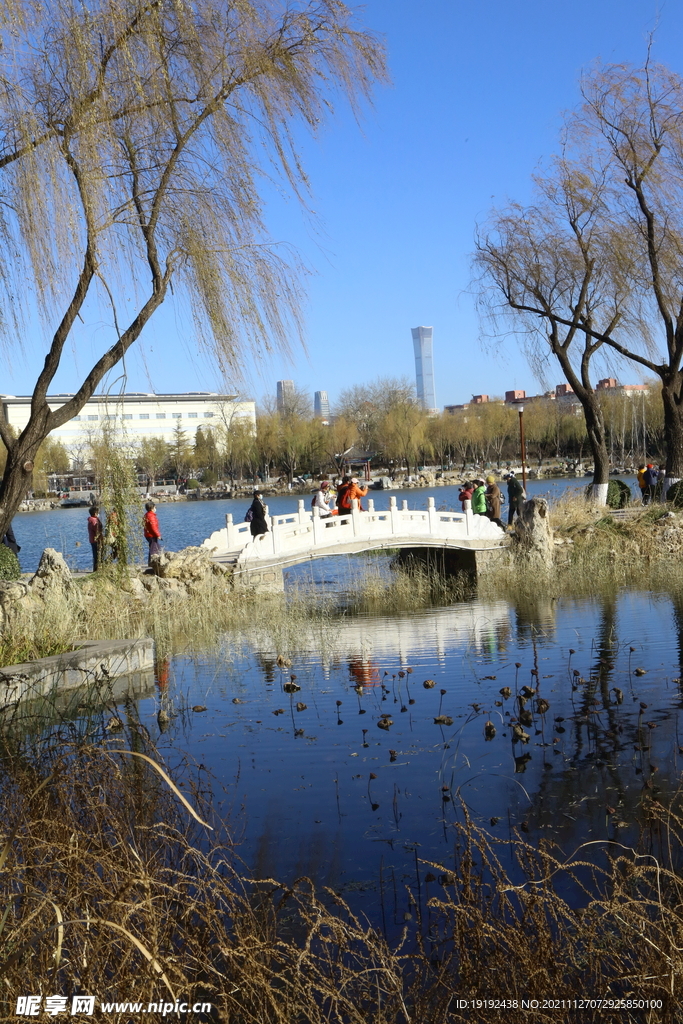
left=661, top=379, right=683, bottom=496
left=0, top=419, right=48, bottom=538
left=578, top=393, right=610, bottom=505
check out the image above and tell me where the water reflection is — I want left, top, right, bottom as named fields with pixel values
left=117, top=588, right=683, bottom=924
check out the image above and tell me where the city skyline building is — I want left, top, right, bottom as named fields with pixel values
left=276, top=379, right=295, bottom=415
left=411, top=326, right=437, bottom=412
left=314, top=390, right=330, bottom=420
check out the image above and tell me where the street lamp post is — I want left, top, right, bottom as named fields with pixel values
left=517, top=403, right=527, bottom=493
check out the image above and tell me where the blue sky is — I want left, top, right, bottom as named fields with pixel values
left=6, top=0, right=681, bottom=410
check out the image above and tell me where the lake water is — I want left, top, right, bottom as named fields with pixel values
left=113, top=581, right=683, bottom=933
left=11, top=474, right=638, bottom=573
left=12, top=471, right=673, bottom=936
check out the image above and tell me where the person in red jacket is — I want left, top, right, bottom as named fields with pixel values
left=143, top=501, right=163, bottom=565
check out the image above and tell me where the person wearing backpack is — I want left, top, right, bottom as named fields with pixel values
left=643, top=463, right=659, bottom=504
left=246, top=491, right=268, bottom=536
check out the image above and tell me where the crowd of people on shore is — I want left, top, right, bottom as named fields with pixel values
left=636, top=464, right=666, bottom=505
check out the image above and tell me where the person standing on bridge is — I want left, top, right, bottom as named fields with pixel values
left=247, top=491, right=269, bottom=537
left=336, top=475, right=352, bottom=515
left=345, top=477, right=369, bottom=513
left=471, top=480, right=487, bottom=517
left=485, top=475, right=505, bottom=530
left=312, top=481, right=333, bottom=518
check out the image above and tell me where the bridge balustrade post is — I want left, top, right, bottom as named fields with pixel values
left=225, top=513, right=234, bottom=549
left=271, top=514, right=281, bottom=554
left=351, top=498, right=360, bottom=535
left=427, top=496, right=437, bottom=535
left=464, top=498, right=473, bottom=535
left=402, top=499, right=409, bottom=511
left=367, top=498, right=375, bottom=514
left=312, top=505, right=323, bottom=547
left=297, top=499, right=306, bottom=525
left=390, top=496, right=399, bottom=536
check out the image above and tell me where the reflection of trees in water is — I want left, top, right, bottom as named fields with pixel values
left=512, top=593, right=557, bottom=642
left=671, top=594, right=683, bottom=694
left=521, top=593, right=681, bottom=846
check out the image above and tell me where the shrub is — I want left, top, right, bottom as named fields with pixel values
left=667, top=480, right=683, bottom=507
left=584, top=479, right=631, bottom=508
left=187, top=478, right=200, bottom=489
left=0, top=545, right=21, bottom=580
left=607, top=478, right=631, bottom=508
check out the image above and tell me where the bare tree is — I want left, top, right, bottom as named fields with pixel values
left=474, top=158, right=628, bottom=502
left=0, top=0, right=386, bottom=536
left=477, top=60, right=683, bottom=499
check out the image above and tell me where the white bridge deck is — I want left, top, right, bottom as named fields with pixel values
left=201, top=496, right=506, bottom=574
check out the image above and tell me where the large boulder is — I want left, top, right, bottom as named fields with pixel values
left=150, top=546, right=217, bottom=583
left=29, top=548, right=73, bottom=594
left=512, top=497, right=554, bottom=569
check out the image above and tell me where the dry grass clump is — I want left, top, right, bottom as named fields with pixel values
left=344, top=559, right=472, bottom=615
left=1, top=704, right=683, bottom=1022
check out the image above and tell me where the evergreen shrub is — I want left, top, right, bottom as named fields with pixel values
left=585, top=479, right=631, bottom=508
left=0, top=546, right=21, bottom=581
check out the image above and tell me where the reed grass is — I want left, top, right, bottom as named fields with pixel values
left=0, top=571, right=339, bottom=667
left=0, top=706, right=681, bottom=1022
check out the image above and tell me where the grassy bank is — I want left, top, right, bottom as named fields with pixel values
left=0, top=709, right=680, bottom=1022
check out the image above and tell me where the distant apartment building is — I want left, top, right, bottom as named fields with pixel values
left=276, top=379, right=295, bottom=414
left=314, top=390, right=330, bottom=420
left=505, top=390, right=526, bottom=404
left=471, top=395, right=489, bottom=405
left=0, top=392, right=256, bottom=454
left=411, top=327, right=438, bottom=412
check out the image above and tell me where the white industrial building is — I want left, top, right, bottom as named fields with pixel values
left=0, top=392, right=256, bottom=452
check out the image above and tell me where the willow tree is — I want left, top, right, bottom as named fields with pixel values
left=0, top=0, right=386, bottom=536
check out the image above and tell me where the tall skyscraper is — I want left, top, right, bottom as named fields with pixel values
left=412, top=326, right=437, bottom=412
left=276, top=379, right=295, bottom=414
left=314, top=390, right=330, bottom=419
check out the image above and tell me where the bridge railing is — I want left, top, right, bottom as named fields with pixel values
left=201, top=495, right=492, bottom=561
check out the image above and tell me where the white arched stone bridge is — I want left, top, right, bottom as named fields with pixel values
left=201, top=496, right=507, bottom=588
